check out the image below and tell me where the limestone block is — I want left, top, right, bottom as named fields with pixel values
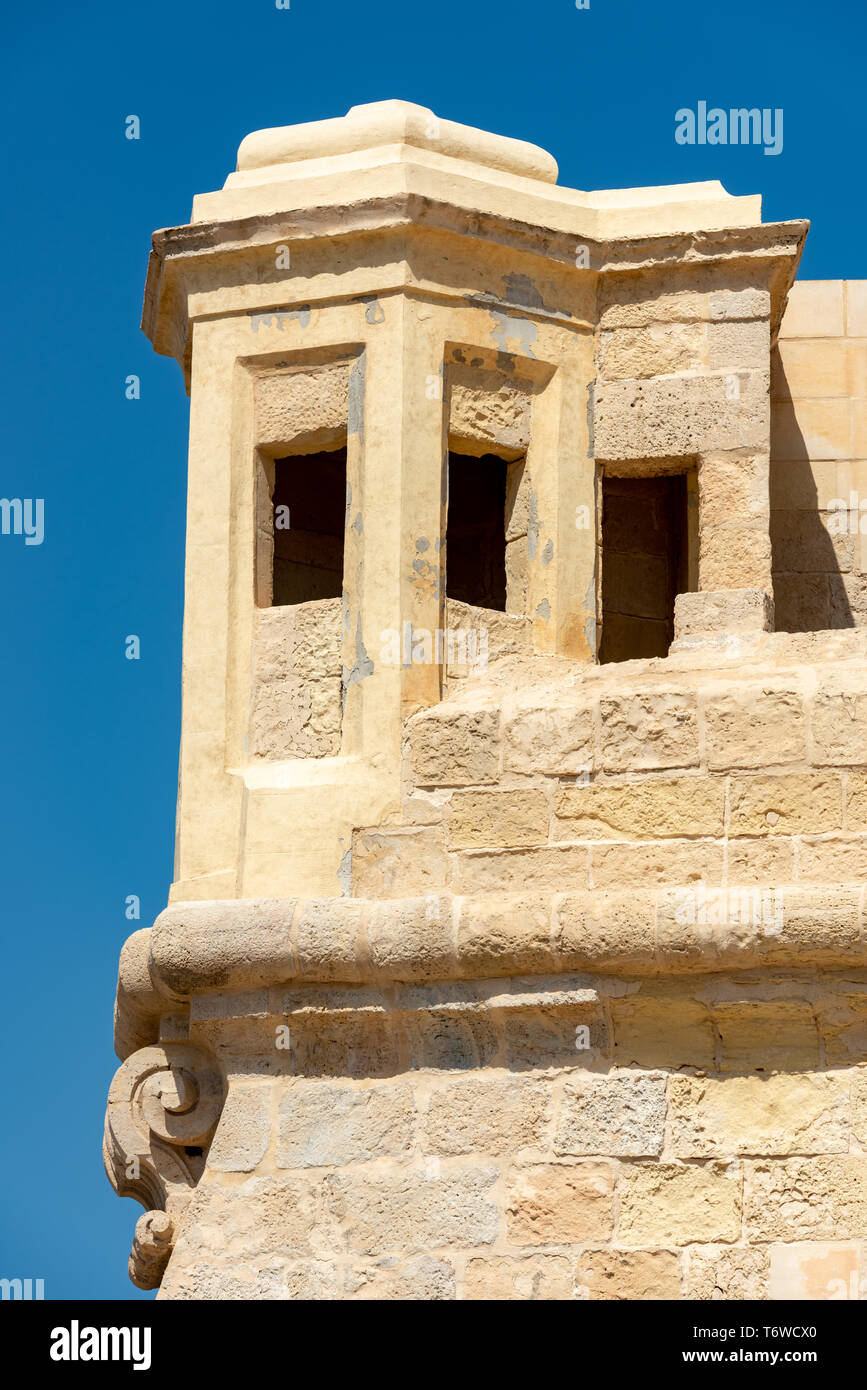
left=745, top=1158, right=867, bottom=1241
left=779, top=280, right=845, bottom=338
left=768, top=1242, right=862, bottom=1301
left=575, top=1249, right=681, bottom=1300
left=847, top=281, right=867, bottom=337
left=847, top=772, right=867, bottom=830
left=773, top=338, right=852, bottom=400
left=277, top=1081, right=415, bottom=1167
left=366, top=897, right=455, bottom=982
left=610, top=991, right=714, bottom=1070
left=503, top=703, right=595, bottom=775
left=702, top=688, right=806, bottom=770
left=594, top=370, right=769, bottom=461
left=465, top=1256, right=573, bottom=1300
left=254, top=363, right=350, bottom=451
left=555, top=777, right=724, bottom=840
left=454, top=844, right=589, bottom=894
left=423, top=1075, right=550, bottom=1156
left=352, top=826, right=449, bottom=898
left=554, top=890, right=656, bottom=971
left=448, top=371, right=531, bottom=460
left=599, top=690, right=699, bottom=771
left=771, top=399, right=852, bottom=461
left=700, top=525, right=772, bottom=591
left=617, top=1162, right=742, bottom=1246
left=685, top=1245, right=769, bottom=1300
left=448, top=787, right=549, bottom=850
left=591, top=838, right=724, bottom=889
left=597, top=322, right=705, bottom=381
left=812, top=683, right=867, bottom=766
left=408, top=708, right=500, bottom=786
left=726, top=837, right=795, bottom=884
left=729, top=773, right=843, bottom=836
left=505, top=1163, right=614, bottom=1245
left=673, top=588, right=774, bottom=640
left=207, top=1083, right=272, bottom=1172
left=713, top=1000, right=820, bottom=1072
left=849, top=1070, right=867, bottom=1148
left=798, top=837, right=867, bottom=881
left=295, top=900, right=365, bottom=982
left=456, top=895, right=552, bottom=975
left=699, top=452, right=769, bottom=530
left=668, top=1074, right=849, bottom=1158
left=348, top=1256, right=456, bottom=1300
left=328, top=1166, right=501, bottom=1256
left=250, top=601, right=343, bottom=759
left=554, top=1071, right=666, bottom=1157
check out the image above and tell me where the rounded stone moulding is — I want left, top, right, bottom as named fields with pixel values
left=235, top=98, right=560, bottom=184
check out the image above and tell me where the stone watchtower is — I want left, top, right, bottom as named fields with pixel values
left=106, top=101, right=867, bottom=1300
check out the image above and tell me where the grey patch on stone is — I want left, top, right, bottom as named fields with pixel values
left=353, top=512, right=363, bottom=534
left=542, top=539, right=554, bottom=566
left=489, top=309, right=537, bottom=360
left=343, top=616, right=375, bottom=704
left=586, top=378, right=595, bottom=458
left=416, top=537, right=430, bottom=552
left=291, top=306, right=311, bottom=327
left=338, top=846, right=352, bottom=897
left=362, top=296, right=385, bottom=325
left=503, top=272, right=570, bottom=321
left=535, top=598, right=551, bottom=619
left=348, top=355, right=365, bottom=441
left=527, top=489, right=540, bottom=559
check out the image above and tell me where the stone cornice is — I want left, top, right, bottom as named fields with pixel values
left=115, top=884, right=867, bottom=1060
left=142, top=191, right=808, bottom=370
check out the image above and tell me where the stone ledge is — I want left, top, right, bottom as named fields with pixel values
left=114, top=884, right=867, bottom=1059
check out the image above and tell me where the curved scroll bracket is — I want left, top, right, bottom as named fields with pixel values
left=103, top=1042, right=226, bottom=1289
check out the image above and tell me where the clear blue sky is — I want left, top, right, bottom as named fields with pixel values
left=1, top=0, right=864, bottom=1300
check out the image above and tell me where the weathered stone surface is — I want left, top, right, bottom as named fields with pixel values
left=424, top=1075, right=550, bottom=1155
left=208, top=1084, right=272, bottom=1172
left=575, top=1248, right=681, bottom=1300
left=745, top=1158, right=867, bottom=1241
left=328, top=1166, right=501, bottom=1255
left=506, top=1163, right=614, bottom=1245
left=503, top=704, right=595, bottom=775
left=352, top=826, right=449, bottom=897
left=669, top=1074, right=849, bottom=1158
left=464, top=1255, right=573, bottom=1300
left=448, top=787, right=549, bottom=850
left=250, top=602, right=342, bottom=759
left=728, top=773, right=843, bottom=836
left=555, top=777, right=724, bottom=839
left=685, top=1245, right=769, bottom=1300
left=617, top=1163, right=742, bottom=1245
left=408, top=709, right=500, bottom=786
left=277, top=1081, right=415, bottom=1167
left=703, top=688, right=806, bottom=770
left=599, top=691, right=699, bottom=771
left=554, top=1072, right=666, bottom=1157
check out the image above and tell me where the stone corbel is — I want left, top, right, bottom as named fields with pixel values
left=103, top=1042, right=226, bottom=1289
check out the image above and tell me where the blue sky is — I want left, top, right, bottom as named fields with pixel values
left=1, top=0, right=864, bottom=1300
